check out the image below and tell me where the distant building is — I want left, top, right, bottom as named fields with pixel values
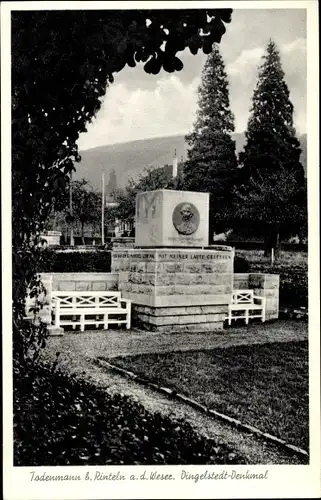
left=107, top=168, right=117, bottom=194
left=105, top=170, right=132, bottom=237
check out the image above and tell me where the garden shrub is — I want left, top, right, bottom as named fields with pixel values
left=14, top=359, right=245, bottom=466
left=38, top=250, right=111, bottom=273
left=233, top=255, right=250, bottom=273
left=219, top=239, right=307, bottom=252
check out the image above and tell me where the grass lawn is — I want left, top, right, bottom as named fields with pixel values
left=111, top=341, right=309, bottom=450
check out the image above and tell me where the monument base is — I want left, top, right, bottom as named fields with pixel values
left=112, top=247, right=234, bottom=333
left=47, top=325, right=64, bottom=336
left=132, top=304, right=226, bottom=333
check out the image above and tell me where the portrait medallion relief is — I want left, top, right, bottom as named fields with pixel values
left=172, top=202, right=200, bottom=235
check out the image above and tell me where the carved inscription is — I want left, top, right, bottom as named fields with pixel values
left=157, top=252, right=232, bottom=261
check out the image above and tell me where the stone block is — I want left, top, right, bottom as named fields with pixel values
left=92, top=282, right=107, bottom=291
left=146, top=262, right=157, bottom=273
left=47, top=325, right=64, bottom=336
left=249, top=274, right=265, bottom=288
left=121, top=282, right=132, bottom=292
left=136, top=262, right=147, bottom=273
left=250, top=273, right=280, bottom=290
left=184, top=263, right=202, bottom=274
left=264, top=289, right=279, bottom=298
left=266, top=313, right=278, bottom=321
left=134, top=304, right=227, bottom=317
left=265, top=297, right=279, bottom=309
left=133, top=284, right=154, bottom=294
left=132, top=313, right=225, bottom=333
left=253, top=287, right=278, bottom=299
left=111, top=261, right=120, bottom=272
left=190, top=274, right=206, bottom=285
left=206, top=313, right=226, bottom=322
left=111, top=249, right=130, bottom=272
left=205, top=274, right=233, bottom=286
left=138, top=322, right=225, bottom=333
left=265, top=298, right=279, bottom=320
left=75, top=281, right=91, bottom=291
left=163, top=262, right=184, bottom=273
left=233, top=273, right=250, bottom=289
left=154, top=293, right=231, bottom=308
left=119, top=260, right=130, bottom=272
left=265, top=276, right=280, bottom=289
left=197, top=261, right=231, bottom=274
left=135, top=190, right=209, bottom=248
left=128, top=272, right=140, bottom=284
left=156, top=272, right=231, bottom=287
left=119, top=271, right=130, bottom=282
left=107, top=281, right=118, bottom=291
left=139, top=314, right=215, bottom=326
left=157, top=274, right=177, bottom=286
left=142, top=273, right=157, bottom=286
left=199, top=305, right=227, bottom=314
left=58, top=281, right=75, bottom=291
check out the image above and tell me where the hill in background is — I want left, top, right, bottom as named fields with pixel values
left=75, top=133, right=307, bottom=190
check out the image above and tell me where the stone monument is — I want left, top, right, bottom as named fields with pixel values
left=112, top=189, right=234, bottom=332
left=135, top=190, right=209, bottom=247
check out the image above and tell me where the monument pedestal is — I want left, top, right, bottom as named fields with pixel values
left=112, top=247, right=234, bottom=332
left=111, top=190, right=234, bottom=332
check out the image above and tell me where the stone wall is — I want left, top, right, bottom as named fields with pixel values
left=249, top=273, right=280, bottom=320
left=49, top=272, right=119, bottom=292
left=233, top=273, right=279, bottom=320
left=26, top=272, right=119, bottom=334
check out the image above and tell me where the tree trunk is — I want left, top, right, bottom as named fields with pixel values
left=264, top=228, right=280, bottom=261
left=81, top=222, right=85, bottom=245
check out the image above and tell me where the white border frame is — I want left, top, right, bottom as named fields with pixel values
left=2, top=2, right=320, bottom=499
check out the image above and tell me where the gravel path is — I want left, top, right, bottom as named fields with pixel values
left=40, top=320, right=308, bottom=465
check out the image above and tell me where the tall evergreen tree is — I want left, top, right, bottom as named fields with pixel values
left=182, top=44, right=238, bottom=240
left=235, top=40, right=307, bottom=254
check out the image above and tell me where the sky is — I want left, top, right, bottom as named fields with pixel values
left=77, top=8, right=307, bottom=151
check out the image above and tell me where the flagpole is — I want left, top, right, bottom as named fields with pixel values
left=101, top=172, right=105, bottom=246
left=70, top=170, right=74, bottom=246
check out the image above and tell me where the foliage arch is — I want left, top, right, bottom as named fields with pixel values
left=12, top=9, right=233, bottom=360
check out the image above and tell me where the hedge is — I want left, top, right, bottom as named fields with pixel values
left=14, top=359, right=245, bottom=466
left=39, top=250, right=111, bottom=273
left=216, top=240, right=307, bottom=252
left=233, top=255, right=250, bottom=273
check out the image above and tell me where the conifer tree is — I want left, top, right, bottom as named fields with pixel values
left=182, top=44, right=238, bottom=239
left=235, top=40, right=307, bottom=254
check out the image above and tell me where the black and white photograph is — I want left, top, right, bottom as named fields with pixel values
left=2, top=1, right=320, bottom=499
